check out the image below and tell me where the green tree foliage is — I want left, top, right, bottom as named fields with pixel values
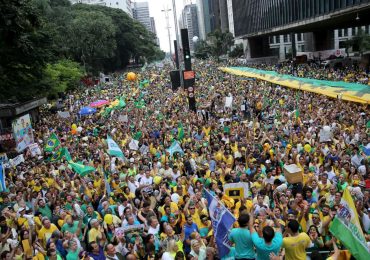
left=229, top=44, right=244, bottom=58
left=41, top=59, right=84, bottom=99
left=343, top=28, right=370, bottom=57
left=0, top=0, right=54, bottom=102
left=65, top=10, right=117, bottom=73
left=207, top=29, right=234, bottom=60
left=0, top=0, right=164, bottom=102
left=194, top=40, right=211, bottom=59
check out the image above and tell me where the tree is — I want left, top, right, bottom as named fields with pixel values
left=0, top=0, right=54, bottom=102
left=207, top=29, right=234, bottom=61
left=41, top=59, right=84, bottom=99
left=229, top=43, right=244, bottom=58
left=194, top=40, right=211, bottom=59
left=353, top=28, right=370, bottom=56
left=343, top=28, right=370, bottom=57
left=0, top=0, right=165, bottom=101
left=343, top=38, right=354, bottom=57
left=64, top=10, right=117, bottom=73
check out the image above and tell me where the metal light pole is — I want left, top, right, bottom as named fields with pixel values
left=172, top=0, right=184, bottom=87
left=161, top=6, right=172, bottom=56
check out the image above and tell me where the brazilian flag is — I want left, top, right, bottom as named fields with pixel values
left=177, top=123, right=184, bottom=141
left=45, top=133, right=60, bottom=152
left=48, top=148, right=65, bottom=162
left=68, top=161, right=96, bottom=177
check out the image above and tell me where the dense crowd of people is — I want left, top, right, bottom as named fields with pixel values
left=0, top=59, right=369, bottom=260
left=232, top=59, right=370, bottom=84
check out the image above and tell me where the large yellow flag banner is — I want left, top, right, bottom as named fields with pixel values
left=220, top=67, right=370, bottom=104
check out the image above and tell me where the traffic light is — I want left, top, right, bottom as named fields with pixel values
left=181, top=29, right=192, bottom=71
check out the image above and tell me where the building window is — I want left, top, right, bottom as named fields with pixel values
left=343, top=29, right=348, bottom=37
left=297, top=33, right=302, bottom=42
left=338, top=29, right=342, bottom=38
left=276, top=35, right=280, bottom=43
left=284, top=34, right=288, bottom=42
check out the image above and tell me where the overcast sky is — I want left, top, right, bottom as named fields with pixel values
left=135, top=0, right=186, bottom=52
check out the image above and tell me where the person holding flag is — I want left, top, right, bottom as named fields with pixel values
left=44, top=133, right=60, bottom=152
left=229, top=214, right=255, bottom=260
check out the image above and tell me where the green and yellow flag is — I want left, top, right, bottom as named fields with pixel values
left=45, top=133, right=60, bottom=152
left=48, top=147, right=65, bottom=162
left=177, top=123, right=184, bottom=141
left=329, top=188, right=370, bottom=260
left=68, top=161, right=96, bottom=177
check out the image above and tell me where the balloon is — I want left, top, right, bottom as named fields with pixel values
left=127, top=72, right=137, bottom=82
left=279, top=99, right=284, bottom=105
left=304, top=144, right=311, bottom=153
left=286, top=144, right=292, bottom=150
left=171, top=193, right=180, bottom=204
left=77, top=126, right=83, bottom=132
left=71, top=124, right=77, bottom=130
left=104, top=214, right=113, bottom=225
left=71, top=129, right=77, bottom=135
left=153, top=176, right=162, bottom=185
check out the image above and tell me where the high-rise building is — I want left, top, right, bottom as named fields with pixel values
left=196, top=0, right=228, bottom=40
left=150, top=17, right=160, bottom=45
left=70, top=0, right=133, bottom=17
left=181, top=4, right=200, bottom=52
left=132, top=1, right=151, bottom=33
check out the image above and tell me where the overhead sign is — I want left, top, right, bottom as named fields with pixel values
left=183, top=70, right=195, bottom=80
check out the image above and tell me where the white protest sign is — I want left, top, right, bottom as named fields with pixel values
left=57, top=111, right=71, bottom=118
left=129, top=139, right=139, bottom=150
left=225, top=96, right=233, bottom=108
left=223, top=182, right=249, bottom=199
left=319, top=126, right=332, bottom=142
left=28, top=143, right=42, bottom=157
left=118, top=115, right=128, bottom=123
left=139, top=145, right=149, bottom=155
left=10, top=154, right=25, bottom=166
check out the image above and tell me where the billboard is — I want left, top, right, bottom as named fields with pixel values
left=12, top=114, right=34, bottom=152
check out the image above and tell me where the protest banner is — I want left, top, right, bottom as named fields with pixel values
left=204, top=189, right=236, bottom=258
left=10, top=154, right=25, bottom=167
left=223, top=182, right=249, bottom=199
left=57, top=111, right=71, bottom=118
left=12, top=114, right=34, bottom=152
left=330, top=188, right=370, bottom=260
left=28, top=143, right=41, bottom=157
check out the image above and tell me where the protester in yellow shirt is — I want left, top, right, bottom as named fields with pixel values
left=37, top=218, right=59, bottom=247
left=282, top=220, right=310, bottom=260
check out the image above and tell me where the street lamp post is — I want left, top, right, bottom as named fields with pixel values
left=172, top=0, right=184, bottom=87
left=161, top=6, right=172, bottom=56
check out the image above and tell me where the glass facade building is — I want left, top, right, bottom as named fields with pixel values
left=232, top=0, right=370, bottom=37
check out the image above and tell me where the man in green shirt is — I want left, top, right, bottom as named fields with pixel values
left=36, top=199, right=52, bottom=220
left=61, top=216, right=84, bottom=240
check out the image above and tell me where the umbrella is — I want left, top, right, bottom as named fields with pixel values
left=78, top=106, right=97, bottom=116
left=90, top=100, right=110, bottom=108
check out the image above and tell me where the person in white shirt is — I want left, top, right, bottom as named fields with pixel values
left=147, top=217, right=160, bottom=235
left=163, top=163, right=174, bottom=178
left=171, top=166, right=181, bottom=181
left=127, top=175, right=139, bottom=194
left=140, top=170, right=153, bottom=186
